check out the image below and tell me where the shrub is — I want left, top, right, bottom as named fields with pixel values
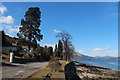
left=13, top=51, right=24, bottom=57
left=48, top=58, right=61, bottom=72
left=23, top=53, right=31, bottom=59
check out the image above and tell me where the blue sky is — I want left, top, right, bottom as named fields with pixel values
left=0, top=2, right=118, bottom=57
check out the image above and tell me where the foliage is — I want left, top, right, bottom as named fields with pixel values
left=30, top=45, right=53, bottom=61
left=54, top=44, right=58, bottom=57
left=47, top=46, right=53, bottom=58
left=58, top=40, right=63, bottom=58
left=17, top=7, right=43, bottom=51
left=22, top=52, right=32, bottom=59
left=42, top=46, right=53, bottom=61
left=55, top=44, right=58, bottom=53
left=54, top=40, right=63, bottom=59
left=13, top=51, right=23, bottom=57
left=49, top=58, right=61, bottom=72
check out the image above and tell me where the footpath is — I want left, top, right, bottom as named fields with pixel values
left=2, top=61, right=48, bottom=79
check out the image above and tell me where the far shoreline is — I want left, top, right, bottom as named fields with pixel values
left=73, top=61, right=120, bottom=80
left=72, top=56, right=119, bottom=71
left=73, top=60, right=119, bottom=71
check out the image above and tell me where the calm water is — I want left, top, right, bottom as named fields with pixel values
left=72, top=56, right=120, bottom=70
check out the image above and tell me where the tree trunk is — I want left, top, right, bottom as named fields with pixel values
left=28, top=44, right=31, bottom=51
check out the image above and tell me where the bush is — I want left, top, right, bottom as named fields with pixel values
left=23, top=53, right=31, bottom=59
left=48, top=58, right=61, bottom=72
left=13, top=51, right=24, bottom=57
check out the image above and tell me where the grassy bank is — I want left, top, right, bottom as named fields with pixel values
left=27, top=60, right=68, bottom=79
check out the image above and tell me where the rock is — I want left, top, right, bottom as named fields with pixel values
left=64, top=61, right=82, bottom=80
left=74, top=61, right=119, bottom=80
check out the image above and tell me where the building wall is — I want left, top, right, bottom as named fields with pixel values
left=2, top=46, right=17, bottom=54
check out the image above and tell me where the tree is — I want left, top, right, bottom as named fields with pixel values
left=66, top=42, right=75, bottom=61
left=56, top=31, right=74, bottom=61
left=55, top=44, right=58, bottom=53
left=54, top=44, right=58, bottom=57
left=31, top=38, right=37, bottom=50
left=17, top=7, right=43, bottom=51
left=48, top=46, right=53, bottom=58
left=32, top=44, right=44, bottom=61
left=58, top=40, right=63, bottom=59
left=42, top=45, right=49, bottom=61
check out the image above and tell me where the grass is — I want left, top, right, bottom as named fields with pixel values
left=27, top=60, right=68, bottom=79
left=2, top=53, right=25, bottom=63
left=2, top=53, right=10, bottom=62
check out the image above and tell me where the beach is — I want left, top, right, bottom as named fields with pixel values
left=74, top=61, right=120, bottom=80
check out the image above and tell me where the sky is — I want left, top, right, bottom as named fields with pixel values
left=0, top=0, right=119, bottom=2
left=0, top=2, right=118, bottom=57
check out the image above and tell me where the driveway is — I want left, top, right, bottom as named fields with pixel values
left=1, top=62, right=48, bottom=78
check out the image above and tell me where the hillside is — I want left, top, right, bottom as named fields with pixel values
left=0, top=31, right=17, bottom=47
left=73, top=52, right=119, bottom=60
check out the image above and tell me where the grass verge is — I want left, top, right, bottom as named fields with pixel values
left=27, top=60, right=68, bottom=79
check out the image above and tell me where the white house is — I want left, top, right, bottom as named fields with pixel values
left=1, top=31, right=18, bottom=54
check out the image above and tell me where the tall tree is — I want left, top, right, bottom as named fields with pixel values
left=54, top=44, right=58, bottom=57
left=17, top=7, right=43, bottom=51
left=56, top=31, right=74, bottom=61
left=48, top=46, right=53, bottom=58
left=58, top=40, right=63, bottom=58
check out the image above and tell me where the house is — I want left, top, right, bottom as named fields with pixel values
left=2, top=46, right=17, bottom=54
left=0, top=31, right=18, bottom=54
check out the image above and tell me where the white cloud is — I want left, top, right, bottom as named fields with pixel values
left=0, top=5, right=13, bottom=24
left=0, top=16, right=14, bottom=24
left=78, top=50, right=85, bottom=54
left=93, top=47, right=110, bottom=53
left=0, top=5, right=7, bottom=14
left=1, top=25, right=19, bottom=37
left=0, top=5, right=18, bottom=37
left=53, top=29, right=62, bottom=33
left=6, top=33, right=14, bottom=37
left=9, top=26, right=19, bottom=33
left=114, top=50, right=118, bottom=53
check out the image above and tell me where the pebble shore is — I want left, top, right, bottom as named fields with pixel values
left=73, top=61, right=120, bottom=80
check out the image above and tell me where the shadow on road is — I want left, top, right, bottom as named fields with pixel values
left=2, top=62, right=18, bottom=67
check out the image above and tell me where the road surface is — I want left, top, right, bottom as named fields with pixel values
left=1, top=62, right=48, bottom=78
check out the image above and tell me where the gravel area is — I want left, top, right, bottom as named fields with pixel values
left=74, top=61, right=119, bottom=80
left=2, top=62, right=48, bottom=78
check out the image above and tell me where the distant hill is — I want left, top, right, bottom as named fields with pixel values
left=94, top=56, right=120, bottom=60
left=112, top=57, right=120, bottom=60
left=73, top=52, right=94, bottom=60
left=73, top=52, right=120, bottom=60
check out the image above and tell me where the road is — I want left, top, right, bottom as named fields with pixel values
left=1, top=62, right=48, bottom=78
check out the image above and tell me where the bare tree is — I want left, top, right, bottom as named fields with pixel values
left=56, top=31, right=74, bottom=61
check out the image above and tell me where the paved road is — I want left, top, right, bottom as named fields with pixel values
left=1, top=62, right=48, bottom=78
